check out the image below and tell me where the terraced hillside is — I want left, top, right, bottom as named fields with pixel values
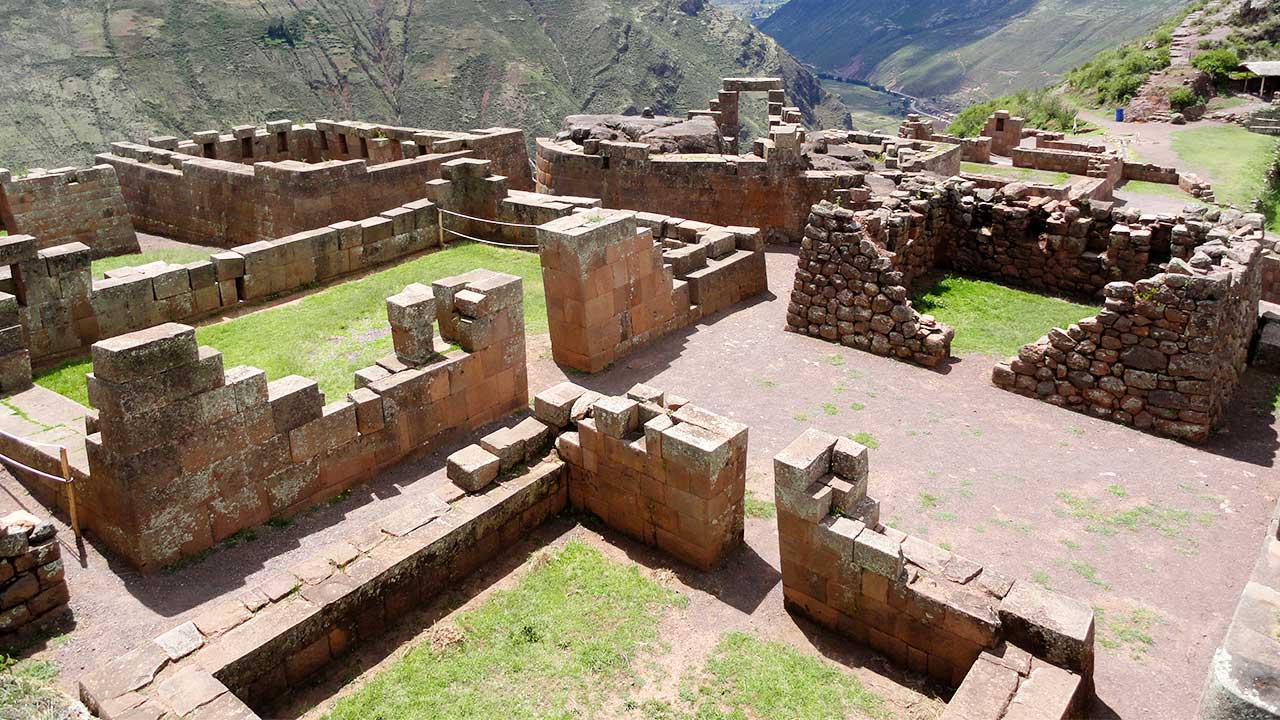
left=0, top=0, right=846, bottom=169
left=760, top=0, right=1190, bottom=107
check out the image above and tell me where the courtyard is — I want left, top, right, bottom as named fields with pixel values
left=2, top=248, right=1275, bottom=719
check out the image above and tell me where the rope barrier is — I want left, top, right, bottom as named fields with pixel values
left=0, top=428, right=82, bottom=539
left=0, top=455, right=70, bottom=485
left=442, top=227, right=540, bottom=249
left=438, top=208, right=543, bottom=229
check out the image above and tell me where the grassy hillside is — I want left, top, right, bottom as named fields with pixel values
left=759, top=0, right=1189, bottom=106
left=0, top=0, right=846, bottom=170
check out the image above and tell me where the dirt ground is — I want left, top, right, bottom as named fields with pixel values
left=3, top=250, right=1277, bottom=719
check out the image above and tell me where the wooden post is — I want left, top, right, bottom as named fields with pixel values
left=59, top=446, right=80, bottom=541
left=438, top=207, right=447, bottom=247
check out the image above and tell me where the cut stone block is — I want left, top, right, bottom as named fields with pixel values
left=534, top=381, right=588, bottom=427
left=448, top=445, right=500, bottom=492
left=999, top=581, right=1095, bottom=677
left=91, top=323, right=200, bottom=383
left=153, top=621, right=203, bottom=661
left=593, top=396, right=640, bottom=438
left=854, top=528, right=904, bottom=580
left=832, top=436, right=869, bottom=483
left=774, top=428, right=837, bottom=491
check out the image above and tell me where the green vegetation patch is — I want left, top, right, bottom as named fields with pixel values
left=1093, top=606, right=1161, bottom=659
left=1055, top=490, right=1211, bottom=540
left=0, top=657, right=77, bottom=720
left=912, top=275, right=1099, bottom=357
left=949, top=89, right=1086, bottom=137
left=1171, top=125, right=1278, bottom=208
left=960, top=162, right=1071, bottom=186
left=683, top=632, right=889, bottom=720
left=36, top=243, right=544, bottom=407
left=90, top=246, right=215, bottom=278
left=744, top=490, right=776, bottom=520
left=1116, top=179, right=1201, bottom=204
left=324, top=540, right=685, bottom=720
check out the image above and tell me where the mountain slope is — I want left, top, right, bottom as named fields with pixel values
left=0, top=0, right=844, bottom=169
left=760, top=0, right=1189, bottom=106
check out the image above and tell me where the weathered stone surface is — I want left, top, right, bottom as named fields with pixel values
left=999, top=581, right=1095, bottom=676
left=448, top=445, right=501, bottom=492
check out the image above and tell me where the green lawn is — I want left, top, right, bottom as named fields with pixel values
left=1170, top=124, right=1277, bottom=208
left=960, top=162, right=1071, bottom=186
left=1116, top=179, right=1201, bottom=204
left=36, top=243, right=545, bottom=407
left=324, top=541, right=685, bottom=720
left=913, top=275, right=1099, bottom=357
left=91, top=246, right=215, bottom=278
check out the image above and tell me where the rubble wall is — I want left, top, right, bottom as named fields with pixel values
left=538, top=209, right=767, bottom=373
left=9, top=199, right=441, bottom=365
left=0, top=165, right=139, bottom=258
left=774, top=428, right=1093, bottom=713
left=993, top=236, right=1263, bottom=442
left=0, top=512, right=69, bottom=642
left=79, top=270, right=526, bottom=571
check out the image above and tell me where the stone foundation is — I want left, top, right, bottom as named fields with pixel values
left=79, top=381, right=746, bottom=719
left=78, top=270, right=526, bottom=571
left=774, top=428, right=1093, bottom=714
left=0, top=165, right=139, bottom=257
left=0, top=511, right=69, bottom=642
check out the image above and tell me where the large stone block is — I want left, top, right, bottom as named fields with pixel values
left=91, top=323, right=200, bottom=383
left=998, top=581, right=1095, bottom=678
left=774, top=428, right=836, bottom=491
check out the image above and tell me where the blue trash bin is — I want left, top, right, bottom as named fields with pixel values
left=1115, top=108, right=1125, bottom=123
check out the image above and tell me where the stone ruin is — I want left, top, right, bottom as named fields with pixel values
left=0, top=165, right=139, bottom=257
left=0, top=510, right=68, bottom=643
left=774, top=428, right=1094, bottom=715
left=785, top=173, right=1268, bottom=441
left=79, top=380, right=748, bottom=718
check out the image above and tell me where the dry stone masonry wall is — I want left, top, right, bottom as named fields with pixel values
left=79, top=269, right=526, bottom=571
left=773, top=428, right=1094, bottom=716
left=0, top=166, right=139, bottom=257
left=0, top=511, right=69, bottom=643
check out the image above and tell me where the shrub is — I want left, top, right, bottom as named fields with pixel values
left=948, top=89, right=1081, bottom=138
left=1191, top=48, right=1241, bottom=80
left=1067, top=45, right=1170, bottom=105
left=1167, top=87, right=1203, bottom=111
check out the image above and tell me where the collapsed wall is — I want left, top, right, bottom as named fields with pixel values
left=79, top=270, right=526, bottom=571
left=0, top=510, right=69, bottom=642
left=0, top=166, right=139, bottom=257
left=993, top=236, right=1262, bottom=442
left=99, top=122, right=529, bottom=247
left=79, top=381, right=746, bottom=719
left=787, top=175, right=1267, bottom=441
left=774, top=428, right=1094, bottom=714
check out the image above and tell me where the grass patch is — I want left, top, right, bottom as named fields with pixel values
left=90, top=246, right=215, bottom=279
left=1094, top=606, right=1161, bottom=659
left=683, top=632, right=889, bottom=719
left=1055, top=491, right=1209, bottom=540
left=36, top=243, right=544, bottom=407
left=820, top=402, right=838, bottom=416
left=918, top=492, right=941, bottom=509
left=1171, top=125, right=1278, bottom=208
left=1116, top=179, right=1201, bottom=204
left=1068, top=561, right=1111, bottom=590
left=847, top=432, right=879, bottom=449
left=323, top=540, right=684, bottom=720
left=960, top=162, right=1070, bottom=185
left=744, top=490, right=776, bottom=520
left=1031, top=570, right=1053, bottom=590
left=949, top=88, right=1088, bottom=137
left=0, top=657, right=77, bottom=720
left=912, top=275, right=1099, bottom=357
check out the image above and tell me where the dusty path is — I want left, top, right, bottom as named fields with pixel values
left=3, top=250, right=1277, bottom=719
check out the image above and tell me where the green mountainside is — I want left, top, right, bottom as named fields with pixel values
left=0, top=0, right=846, bottom=169
left=759, top=0, right=1190, bottom=107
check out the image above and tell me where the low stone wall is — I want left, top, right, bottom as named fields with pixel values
left=10, top=198, right=441, bottom=365
left=0, top=166, right=138, bottom=257
left=1198, top=496, right=1280, bottom=719
left=993, top=232, right=1263, bottom=442
left=982, top=111, right=1025, bottom=157
left=79, top=381, right=747, bottom=718
left=78, top=270, right=526, bottom=571
left=538, top=209, right=767, bottom=373
left=897, top=116, right=992, bottom=163
left=785, top=202, right=954, bottom=368
left=1011, top=146, right=1123, bottom=194
left=0, top=511, right=69, bottom=642
left=774, top=428, right=1092, bottom=709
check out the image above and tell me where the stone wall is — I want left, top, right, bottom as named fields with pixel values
left=537, top=209, right=767, bottom=373
left=0, top=166, right=139, bottom=257
left=10, top=199, right=441, bottom=365
left=0, top=511, right=69, bottom=642
left=534, top=134, right=857, bottom=245
left=982, top=111, right=1025, bottom=157
left=79, top=381, right=747, bottom=718
left=545, top=383, right=748, bottom=570
left=898, top=115, right=992, bottom=163
left=993, top=232, right=1263, bottom=442
left=78, top=270, right=526, bottom=571
left=785, top=202, right=954, bottom=368
left=773, top=428, right=1093, bottom=711
left=0, top=285, right=31, bottom=392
